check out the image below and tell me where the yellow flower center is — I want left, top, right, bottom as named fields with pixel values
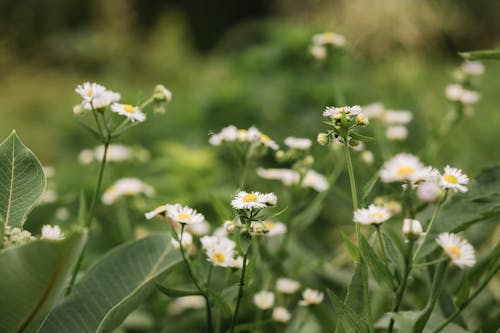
left=243, top=193, right=258, bottom=202
left=370, top=211, right=385, bottom=220
left=155, top=205, right=165, bottom=212
left=263, top=221, right=275, bottom=230
left=87, top=90, right=93, bottom=97
left=443, top=174, right=458, bottom=184
left=212, top=252, right=225, bottom=263
left=447, top=245, right=462, bottom=258
left=260, top=134, right=271, bottom=142
left=177, top=213, right=192, bottom=221
left=397, top=165, right=414, bottom=177
left=123, top=104, right=136, bottom=114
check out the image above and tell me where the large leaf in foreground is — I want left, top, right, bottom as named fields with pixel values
left=40, top=233, right=182, bottom=333
left=0, top=229, right=87, bottom=333
left=0, top=131, right=46, bottom=228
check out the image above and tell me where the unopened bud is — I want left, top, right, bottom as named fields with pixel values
left=73, top=104, right=84, bottom=115
left=402, top=219, right=423, bottom=240
left=317, top=133, right=329, bottom=146
left=224, top=220, right=236, bottom=233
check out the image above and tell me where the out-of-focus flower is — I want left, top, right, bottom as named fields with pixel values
left=402, top=219, right=423, bottom=239
left=102, top=178, right=154, bottom=205
left=273, top=307, right=292, bottom=323
left=111, top=103, right=146, bottom=122
left=299, top=288, right=324, bottom=306
left=41, top=225, right=63, bottom=240
left=312, top=32, right=346, bottom=47
left=361, top=150, right=375, bottom=165
left=460, top=61, right=484, bottom=76
left=386, top=125, right=408, bottom=140
left=263, top=220, right=287, bottom=237
left=254, top=291, right=275, bottom=310
left=168, top=296, right=205, bottom=315
left=353, top=204, right=392, bottom=225
left=284, top=137, right=312, bottom=150
left=276, top=278, right=300, bottom=294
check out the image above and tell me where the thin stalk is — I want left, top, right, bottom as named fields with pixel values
left=66, top=136, right=111, bottom=295
left=230, top=248, right=250, bottom=333
left=413, top=194, right=446, bottom=261
left=376, top=225, right=389, bottom=261
left=418, top=260, right=449, bottom=329
left=432, top=258, right=500, bottom=333
left=178, top=225, right=212, bottom=333
left=387, top=240, right=414, bottom=333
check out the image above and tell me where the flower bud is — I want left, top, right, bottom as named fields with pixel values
left=154, top=84, right=172, bottom=102
left=251, top=222, right=268, bottom=235
left=224, top=220, right=236, bottom=233
left=317, top=133, right=329, bottom=146
left=73, top=104, right=84, bottom=115
left=402, top=219, right=423, bottom=240
left=416, top=181, right=444, bottom=203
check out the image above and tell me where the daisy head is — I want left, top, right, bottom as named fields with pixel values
left=353, top=204, right=392, bottom=225
left=111, top=103, right=146, bottom=122
left=41, top=225, right=63, bottom=240
left=402, top=219, right=423, bottom=239
left=200, top=235, right=238, bottom=268
left=253, top=291, right=275, bottom=310
left=379, top=153, right=425, bottom=183
left=440, top=166, right=469, bottom=192
left=145, top=205, right=168, bottom=220
left=276, top=278, right=300, bottom=294
left=231, top=191, right=276, bottom=210
left=436, top=233, right=476, bottom=269
left=299, top=288, right=324, bottom=306
left=284, top=137, right=312, bottom=150
left=272, top=307, right=292, bottom=323
left=166, top=204, right=205, bottom=225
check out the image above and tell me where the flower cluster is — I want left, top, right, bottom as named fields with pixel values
left=318, top=105, right=370, bottom=148
left=257, top=168, right=329, bottom=192
left=2, top=226, right=35, bottom=247
left=78, top=144, right=150, bottom=165
left=309, top=32, right=346, bottom=60
left=102, top=178, right=155, bottom=205
left=445, top=61, right=484, bottom=116
left=363, top=103, right=413, bottom=141
left=209, top=125, right=279, bottom=151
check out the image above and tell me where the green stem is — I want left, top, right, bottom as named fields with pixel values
left=431, top=258, right=500, bottom=333
left=418, top=260, right=449, bottom=329
left=66, top=136, right=111, bottom=295
left=139, top=96, right=155, bottom=109
left=91, top=107, right=105, bottom=139
left=387, top=240, right=414, bottom=333
left=178, top=225, right=212, bottom=333
left=376, top=225, right=389, bottom=262
left=413, top=194, right=446, bottom=261
left=230, top=248, right=250, bottom=333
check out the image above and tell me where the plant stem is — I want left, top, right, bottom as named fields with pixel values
left=178, top=225, right=212, bottom=333
left=376, top=225, right=389, bottom=261
left=66, top=136, right=111, bottom=295
left=413, top=194, right=446, bottom=261
left=230, top=248, right=250, bottom=333
left=431, top=258, right=500, bottom=333
left=387, top=240, right=414, bottom=333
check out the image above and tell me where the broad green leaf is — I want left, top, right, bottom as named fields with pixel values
left=389, top=311, right=468, bottom=333
left=155, top=284, right=204, bottom=297
left=417, top=166, right=500, bottom=257
left=341, top=232, right=360, bottom=262
left=40, top=233, right=182, bottom=333
left=327, top=289, right=370, bottom=333
left=0, top=131, right=46, bottom=228
left=335, top=263, right=367, bottom=333
left=361, top=171, right=379, bottom=206
left=0, top=229, right=87, bottom=333
left=359, top=235, right=396, bottom=290
left=459, top=49, right=500, bottom=61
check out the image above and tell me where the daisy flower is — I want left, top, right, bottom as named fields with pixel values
left=383, top=110, right=413, bottom=125
left=312, top=32, right=346, bottom=47
left=436, top=233, right=476, bottom=269
left=273, top=307, right=292, bottom=323
left=263, top=220, right=287, bottom=237
left=75, top=82, right=121, bottom=109
left=379, top=153, right=426, bottom=183
left=166, top=204, right=205, bottom=224
left=402, top=219, right=423, bottom=238
left=353, top=204, right=392, bottom=225
left=145, top=205, right=168, bottom=220
left=257, top=168, right=300, bottom=186
left=111, top=103, right=146, bottom=122
left=41, top=225, right=63, bottom=240
left=460, top=61, right=484, bottom=76
left=276, top=278, right=300, bottom=294
left=231, top=191, right=273, bottom=210
left=253, top=291, right=275, bottom=310
left=102, top=178, right=155, bottom=205
left=386, top=125, right=408, bottom=141
left=171, top=231, right=193, bottom=250
left=323, top=105, right=363, bottom=119
left=200, top=235, right=239, bottom=268
left=284, top=137, right=312, bottom=150
left=299, top=288, right=324, bottom=306
left=303, top=170, right=330, bottom=192
left=440, top=166, right=469, bottom=192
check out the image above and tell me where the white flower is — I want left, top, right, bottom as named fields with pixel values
left=386, top=125, right=408, bottom=141
left=231, top=191, right=269, bottom=210
left=417, top=181, right=444, bottom=203
left=168, top=296, right=205, bottom=315
left=384, top=110, right=413, bottom=125
left=78, top=149, right=95, bottom=164
left=299, top=288, right=324, bottom=306
left=379, top=153, right=426, bottom=183
left=313, top=32, right=346, bottom=47
left=55, top=208, right=70, bottom=221
left=229, top=256, right=244, bottom=269
left=75, top=82, right=106, bottom=102
left=102, top=178, right=155, bottom=205
left=323, top=105, right=363, bottom=119
left=461, top=61, right=484, bottom=76
left=171, top=232, right=193, bottom=249
left=111, top=103, right=146, bottom=122
left=166, top=204, right=205, bottom=224
left=257, top=168, right=300, bottom=186
left=363, top=103, right=386, bottom=120
left=260, top=133, right=280, bottom=150
left=361, top=150, right=374, bottom=165
left=303, top=170, right=330, bottom=192
left=200, top=235, right=238, bottom=268
left=254, top=291, right=275, bottom=310
left=145, top=205, right=168, bottom=220
left=276, top=278, right=300, bottom=294
left=402, top=219, right=423, bottom=238
left=75, top=82, right=120, bottom=110
left=440, top=166, right=469, bottom=192
left=39, top=189, right=57, bottom=204
left=353, top=204, right=392, bottom=225
left=459, top=90, right=480, bottom=105
left=445, top=84, right=463, bottom=101
left=284, top=137, right=312, bottom=150
left=310, top=45, right=327, bottom=60
left=209, top=125, right=238, bottom=145
left=436, top=233, right=476, bottom=269
left=41, top=225, right=63, bottom=240
left=263, top=220, right=287, bottom=236
left=224, top=220, right=236, bottom=233
left=273, top=307, right=292, bottom=323
left=96, top=144, right=133, bottom=162
left=187, top=221, right=211, bottom=236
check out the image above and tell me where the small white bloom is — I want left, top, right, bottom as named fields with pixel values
left=303, top=170, right=330, bottom=192
left=39, top=189, right=58, bottom=204
left=41, top=225, right=63, bottom=240
left=111, top=103, right=146, bottom=122
left=231, top=191, right=269, bottom=210
left=276, top=278, right=300, bottom=294
left=402, top=219, right=423, bottom=238
left=145, top=205, right=168, bottom=220
left=353, top=204, right=392, bottom=225
left=313, top=32, right=346, bottom=47
left=257, top=168, right=300, bottom=186
left=363, top=103, right=386, bottom=120
left=284, top=137, right=312, bottom=150
left=417, top=181, right=444, bottom=203
left=379, top=153, right=425, bottom=183
left=171, top=232, right=193, bottom=249
left=263, top=220, right=287, bottom=236
left=445, top=84, right=463, bottom=101
left=168, top=296, right=205, bottom=315
left=95, top=144, right=133, bottom=162
left=102, top=178, right=155, bottom=205
left=200, top=235, right=238, bottom=267
left=166, top=204, right=205, bottom=224
left=273, top=307, right=292, bottom=323
left=386, top=125, right=408, bottom=141
left=299, top=288, right=324, bottom=306
left=254, top=291, right=275, bottom=310
left=260, top=133, right=280, bottom=150
left=224, top=220, right=236, bottom=233
left=55, top=208, right=70, bottom=221
left=229, top=256, right=244, bottom=269
left=75, top=82, right=120, bottom=110
left=187, top=221, right=211, bottom=236
left=440, top=166, right=469, bottom=192
left=461, top=61, right=484, bottom=76
left=323, top=105, right=363, bottom=118
left=78, top=149, right=95, bottom=164
left=459, top=90, right=480, bottom=105
left=361, top=150, right=374, bottom=165
left=310, top=45, right=327, bottom=60
left=436, top=233, right=476, bottom=269
left=155, top=84, right=173, bottom=102
left=75, top=82, right=106, bottom=102
left=384, top=110, right=413, bottom=125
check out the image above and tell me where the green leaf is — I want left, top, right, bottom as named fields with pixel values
left=77, top=190, right=87, bottom=227
left=389, top=311, right=468, bottom=333
left=454, top=273, right=470, bottom=307
left=206, top=288, right=232, bottom=318
left=0, top=229, right=87, bottom=333
left=155, top=284, right=204, bottom=297
left=335, top=263, right=367, bottom=333
left=327, top=289, right=370, bottom=333
left=341, top=232, right=360, bottom=262
left=459, top=49, right=500, bottom=61
left=361, top=171, right=379, bottom=206
left=349, top=132, right=375, bottom=142
left=359, top=235, right=396, bottom=290
left=0, top=131, right=47, bottom=228
left=40, top=233, right=182, bottom=333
